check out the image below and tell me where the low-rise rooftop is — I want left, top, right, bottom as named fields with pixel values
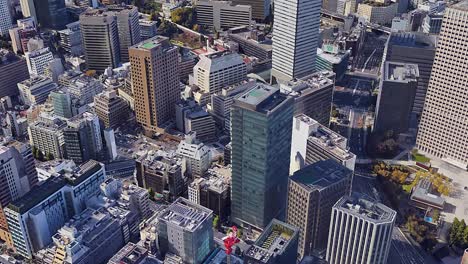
left=234, top=83, right=289, bottom=114
left=158, top=197, right=212, bottom=232
left=290, top=159, right=352, bottom=192
left=244, top=219, right=298, bottom=263
left=335, top=196, right=396, bottom=223
left=384, top=61, right=419, bottom=83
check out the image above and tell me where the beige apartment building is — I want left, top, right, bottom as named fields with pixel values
left=416, top=1, right=468, bottom=169
left=129, top=36, right=180, bottom=134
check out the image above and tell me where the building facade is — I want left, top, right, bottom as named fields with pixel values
left=271, top=0, right=321, bottom=83
left=374, top=61, right=419, bottom=134
left=231, top=83, right=293, bottom=229
left=384, top=32, right=437, bottom=119
left=157, top=197, right=214, bottom=264
left=286, top=160, right=353, bottom=258
left=326, top=196, right=396, bottom=264
left=80, top=9, right=121, bottom=72
left=290, top=114, right=356, bottom=175
left=196, top=0, right=252, bottom=31
left=416, top=1, right=468, bottom=169
left=129, top=36, right=180, bottom=133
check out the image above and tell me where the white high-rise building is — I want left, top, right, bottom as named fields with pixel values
left=25, top=47, right=54, bottom=76
left=193, top=51, right=246, bottom=94
left=326, top=196, right=396, bottom=264
left=290, top=114, right=356, bottom=175
left=416, top=1, right=468, bottom=169
left=0, top=0, right=13, bottom=36
left=271, top=0, right=321, bottom=83
left=176, top=132, right=211, bottom=178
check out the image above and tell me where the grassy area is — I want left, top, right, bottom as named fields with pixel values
left=412, top=152, right=430, bottom=163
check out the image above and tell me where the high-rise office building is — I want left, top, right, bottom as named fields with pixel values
left=58, top=21, right=83, bottom=56
left=25, top=47, right=54, bottom=77
left=416, top=1, right=468, bottom=169
left=326, top=196, right=396, bottom=264
left=0, top=145, right=35, bottom=247
left=49, top=90, right=73, bottom=118
left=18, top=76, right=58, bottom=106
left=107, top=5, right=141, bottom=63
left=23, top=0, right=67, bottom=29
left=244, top=219, right=299, bottom=263
left=210, top=81, right=256, bottom=131
left=0, top=50, right=30, bottom=99
left=196, top=0, right=252, bottom=31
left=5, top=160, right=106, bottom=259
left=232, top=0, right=270, bottom=20
left=290, top=114, right=356, bottom=175
left=271, top=0, right=321, bottom=83
left=0, top=0, right=13, bottom=36
left=374, top=61, right=419, bottom=134
left=231, top=83, right=293, bottom=229
left=4, top=177, right=68, bottom=258
left=28, top=116, right=66, bottom=159
left=192, top=51, right=247, bottom=95
left=157, top=197, right=214, bottom=264
left=286, top=159, right=353, bottom=258
left=63, top=112, right=103, bottom=164
left=384, top=32, right=437, bottom=119
left=80, top=9, right=121, bottom=72
left=129, top=36, right=180, bottom=133
left=176, top=132, right=211, bottom=178
left=280, top=71, right=335, bottom=126
left=139, top=20, right=158, bottom=40
left=94, top=90, right=130, bottom=129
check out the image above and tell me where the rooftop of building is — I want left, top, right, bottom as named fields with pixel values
left=290, top=159, right=352, bottom=192
left=452, top=0, right=468, bottom=11
left=384, top=61, right=419, bottom=82
left=18, top=75, right=54, bottom=87
left=108, top=242, right=151, bottom=264
left=388, top=32, right=438, bottom=48
left=228, top=26, right=273, bottom=50
left=7, top=176, right=67, bottom=214
left=59, top=160, right=103, bottom=186
left=280, top=71, right=335, bottom=96
left=0, top=49, right=23, bottom=66
left=335, top=196, right=396, bottom=223
left=244, top=219, right=298, bottom=263
left=295, top=115, right=355, bottom=161
left=158, top=197, right=212, bottom=232
left=25, top=47, right=52, bottom=57
left=410, top=178, right=445, bottom=208
left=189, top=169, right=230, bottom=194
left=234, top=83, right=289, bottom=114
left=130, top=36, right=172, bottom=51
left=196, top=51, right=245, bottom=73
left=51, top=207, right=114, bottom=247
left=139, top=19, right=158, bottom=26
left=317, top=48, right=350, bottom=64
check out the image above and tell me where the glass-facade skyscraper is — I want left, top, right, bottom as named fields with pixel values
left=230, top=83, right=294, bottom=229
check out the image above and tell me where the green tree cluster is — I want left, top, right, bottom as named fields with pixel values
left=171, top=7, right=196, bottom=28
left=158, top=20, right=179, bottom=37
left=449, top=217, right=468, bottom=247
left=406, top=214, right=437, bottom=250
left=373, top=162, right=409, bottom=184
